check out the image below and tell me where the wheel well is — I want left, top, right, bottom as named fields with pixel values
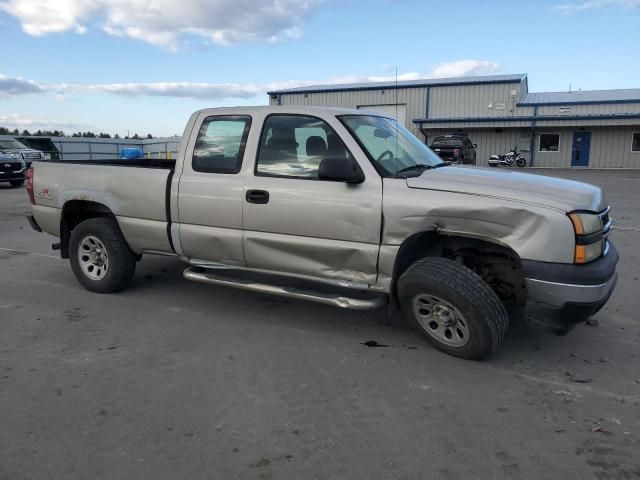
left=60, top=200, right=115, bottom=258
left=391, top=232, right=526, bottom=306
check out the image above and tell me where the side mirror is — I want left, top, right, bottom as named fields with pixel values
left=318, top=157, right=365, bottom=184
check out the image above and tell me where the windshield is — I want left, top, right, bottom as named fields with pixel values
left=340, top=115, right=444, bottom=177
left=0, top=139, right=27, bottom=150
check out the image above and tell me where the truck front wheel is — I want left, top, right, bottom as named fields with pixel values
left=69, top=217, right=137, bottom=293
left=398, top=257, right=508, bottom=360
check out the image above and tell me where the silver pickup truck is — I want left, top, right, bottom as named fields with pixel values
left=27, top=106, right=618, bottom=359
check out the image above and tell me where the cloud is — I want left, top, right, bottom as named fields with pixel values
left=83, top=82, right=264, bottom=100
left=0, top=0, right=321, bottom=49
left=0, top=113, right=86, bottom=131
left=0, top=74, right=47, bottom=96
left=2, top=59, right=500, bottom=102
left=428, top=60, right=500, bottom=78
left=552, top=0, right=640, bottom=12
left=59, top=72, right=426, bottom=100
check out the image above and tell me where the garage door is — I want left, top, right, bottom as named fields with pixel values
left=357, top=104, right=407, bottom=126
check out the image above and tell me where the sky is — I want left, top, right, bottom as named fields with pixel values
left=1, top=0, right=639, bottom=137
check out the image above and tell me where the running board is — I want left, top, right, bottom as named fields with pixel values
left=183, top=267, right=385, bottom=310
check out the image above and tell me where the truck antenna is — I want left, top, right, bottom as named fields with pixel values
left=395, top=67, right=399, bottom=174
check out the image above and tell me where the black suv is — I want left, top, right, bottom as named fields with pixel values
left=429, top=134, right=477, bottom=165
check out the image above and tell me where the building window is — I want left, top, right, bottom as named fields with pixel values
left=632, top=133, right=640, bottom=152
left=539, top=133, right=560, bottom=152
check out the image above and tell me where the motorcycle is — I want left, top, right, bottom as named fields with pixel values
left=488, top=146, right=527, bottom=168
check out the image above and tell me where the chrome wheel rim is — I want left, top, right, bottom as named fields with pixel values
left=412, top=294, right=470, bottom=347
left=78, top=235, right=109, bottom=281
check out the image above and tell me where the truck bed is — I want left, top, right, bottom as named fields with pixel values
left=31, top=160, right=175, bottom=255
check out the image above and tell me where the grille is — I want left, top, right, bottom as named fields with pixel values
left=0, top=162, right=22, bottom=172
left=598, top=206, right=612, bottom=237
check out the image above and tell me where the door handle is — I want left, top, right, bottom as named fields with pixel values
left=246, top=189, right=269, bottom=204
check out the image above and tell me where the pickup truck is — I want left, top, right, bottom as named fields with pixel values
left=27, top=106, right=618, bottom=360
left=0, top=137, right=46, bottom=168
left=429, top=134, right=477, bottom=165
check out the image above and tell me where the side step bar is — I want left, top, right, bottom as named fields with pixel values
left=183, top=267, right=386, bottom=310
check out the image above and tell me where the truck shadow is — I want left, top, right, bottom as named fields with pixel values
left=124, top=254, right=596, bottom=364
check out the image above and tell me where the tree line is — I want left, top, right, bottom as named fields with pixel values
left=0, top=127, right=153, bottom=140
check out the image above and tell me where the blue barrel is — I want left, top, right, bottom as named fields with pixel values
left=120, top=147, right=144, bottom=159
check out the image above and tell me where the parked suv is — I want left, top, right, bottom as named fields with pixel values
left=429, top=134, right=477, bottom=165
left=0, top=138, right=45, bottom=168
left=0, top=151, right=26, bottom=187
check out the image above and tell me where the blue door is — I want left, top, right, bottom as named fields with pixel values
left=571, top=132, right=591, bottom=167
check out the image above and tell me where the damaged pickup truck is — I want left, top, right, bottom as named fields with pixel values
left=27, top=106, right=618, bottom=359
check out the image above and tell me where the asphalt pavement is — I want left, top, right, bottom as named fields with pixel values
left=1, top=169, right=639, bottom=480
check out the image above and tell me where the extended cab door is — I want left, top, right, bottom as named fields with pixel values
left=242, top=113, right=382, bottom=284
left=175, top=113, right=253, bottom=265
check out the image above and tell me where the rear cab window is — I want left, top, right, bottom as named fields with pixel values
left=431, top=137, right=464, bottom=147
left=192, top=115, right=251, bottom=174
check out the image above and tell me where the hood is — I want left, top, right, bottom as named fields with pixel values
left=406, top=166, right=606, bottom=212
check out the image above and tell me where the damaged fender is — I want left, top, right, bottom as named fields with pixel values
left=376, top=178, right=577, bottom=290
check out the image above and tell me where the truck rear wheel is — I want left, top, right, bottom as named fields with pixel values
left=398, top=257, right=508, bottom=360
left=69, top=217, right=137, bottom=293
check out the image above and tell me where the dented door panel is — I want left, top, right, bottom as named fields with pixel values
left=242, top=175, right=382, bottom=283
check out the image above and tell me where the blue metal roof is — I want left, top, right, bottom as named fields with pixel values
left=268, top=74, right=527, bottom=95
left=519, top=88, right=640, bottom=105
left=413, top=113, right=640, bottom=124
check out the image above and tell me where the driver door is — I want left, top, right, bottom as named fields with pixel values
left=242, top=114, right=382, bottom=284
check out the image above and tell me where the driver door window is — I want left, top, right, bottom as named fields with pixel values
left=256, top=115, right=352, bottom=179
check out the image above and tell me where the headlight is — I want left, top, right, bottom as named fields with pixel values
left=568, top=212, right=602, bottom=235
left=568, top=211, right=605, bottom=264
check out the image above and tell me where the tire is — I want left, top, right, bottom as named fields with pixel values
left=516, top=158, right=526, bottom=168
left=488, top=163, right=497, bottom=167
left=69, top=217, right=137, bottom=293
left=10, top=179, right=24, bottom=187
left=398, top=257, right=508, bottom=360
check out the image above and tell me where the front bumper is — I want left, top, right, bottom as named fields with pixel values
left=521, top=242, right=619, bottom=333
left=0, top=169, right=26, bottom=182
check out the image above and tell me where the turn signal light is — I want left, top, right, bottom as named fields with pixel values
left=568, top=212, right=584, bottom=235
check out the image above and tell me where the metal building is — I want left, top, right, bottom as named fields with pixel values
left=268, top=74, right=640, bottom=168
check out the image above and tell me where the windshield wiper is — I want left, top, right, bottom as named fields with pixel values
left=396, top=164, right=434, bottom=176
